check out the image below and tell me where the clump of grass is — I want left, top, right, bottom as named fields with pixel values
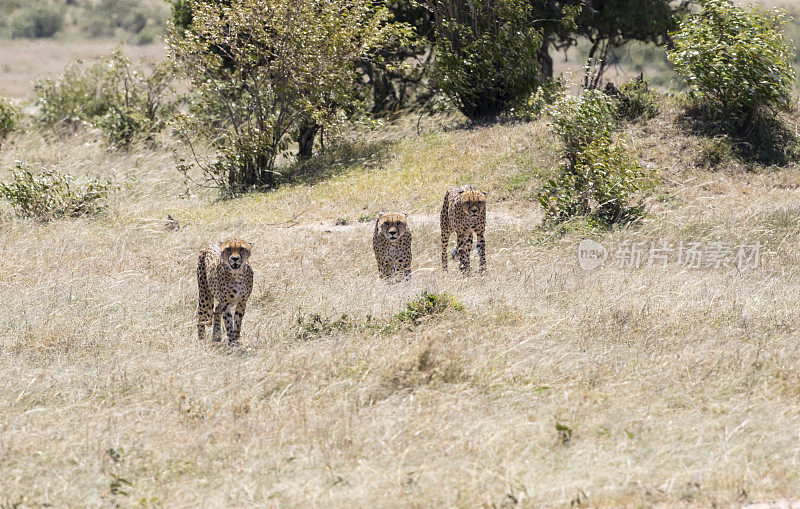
left=0, top=163, right=116, bottom=220
left=397, top=291, right=464, bottom=326
left=295, top=312, right=352, bottom=341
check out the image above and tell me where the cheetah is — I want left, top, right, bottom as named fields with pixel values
left=196, top=240, right=253, bottom=345
left=440, top=184, right=487, bottom=274
left=372, top=212, right=412, bottom=280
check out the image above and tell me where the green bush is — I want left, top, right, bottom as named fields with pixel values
left=0, top=97, right=20, bottom=143
left=428, top=0, right=543, bottom=121
left=537, top=89, right=653, bottom=227
left=34, top=52, right=175, bottom=146
left=537, top=137, right=652, bottom=227
left=605, top=75, right=660, bottom=122
left=0, top=163, right=116, bottom=220
left=546, top=88, right=617, bottom=165
left=8, top=4, right=64, bottom=38
left=397, top=291, right=464, bottom=325
left=668, top=0, right=796, bottom=123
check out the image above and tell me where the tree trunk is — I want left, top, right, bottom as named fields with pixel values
left=297, top=120, right=319, bottom=160
left=538, top=41, right=554, bottom=79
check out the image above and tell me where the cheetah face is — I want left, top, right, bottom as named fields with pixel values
left=460, top=190, right=486, bottom=219
left=221, top=240, right=251, bottom=271
left=377, top=213, right=409, bottom=243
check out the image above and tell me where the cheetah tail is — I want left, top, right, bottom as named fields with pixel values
left=197, top=251, right=211, bottom=300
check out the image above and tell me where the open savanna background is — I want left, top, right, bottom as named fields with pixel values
left=2, top=0, right=800, bottom=507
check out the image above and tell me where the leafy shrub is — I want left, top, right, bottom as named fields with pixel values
left=537, top=137, right=652, bottom=227
left=0, top=163, right=116, bottom=220
left=8, top=4, right=64, bottom=39
left=546, top=88, right=617, bottom=165
left=604, top=75, right=660, bottom=122
left=397, top=291, right=464, bottom=325
left=427, top=0, right=543, bottom=121
left=34, top=52, right=175, bottom=146
left=668, top=0, right=796, bottom=123
left=0, top=97, right=20, bottom=143
left=537, top=89, right=653, bottom=227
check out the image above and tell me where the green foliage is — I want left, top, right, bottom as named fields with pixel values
left=0, top=97, right=20, bottom=143
left=397, top=291, right=464, bottom=325
left=538, top=89, right=653, bottom=227
left=7, top=3, right=63, bottom=38
left=605, top=75, right=660, bottom=122
left=546, top=88, right=617, bottom=164
left=668, top=0, right=796, bottom=122
left=34, top=52, right=175, bottom=146
left=427, top=0, right=543, bottom=120
left=168, top=0, right=407, bottom=196
left=537, top=137, right=652, bottom=227
left=296, top=312, right=352, bottom=341
left=0, top=163, right=116, bottom=220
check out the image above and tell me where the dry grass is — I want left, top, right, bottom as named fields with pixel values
left=2, top=95, right=800, bottom=507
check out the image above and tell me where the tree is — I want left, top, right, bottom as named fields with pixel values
left=168, top=0, right=401, bottom=195
left=427, top=0, right=544, bottom=120
left=530, top=0, right=695, bottom=86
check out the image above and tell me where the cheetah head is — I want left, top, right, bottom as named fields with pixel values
left=221, top=240, right=251, bottom=271
left=376, top=212, right=409, bottom=243
left=459, top=189, right=486, bottom=219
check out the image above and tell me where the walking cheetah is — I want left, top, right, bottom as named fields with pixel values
left=197, top=240, right=253, bottom=345
left=373, top=212, right=412, bottom=280
left=440, top=184, right=487, bottom=274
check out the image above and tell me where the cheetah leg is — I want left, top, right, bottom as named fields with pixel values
left=212, top=302, right=225, bottom=342
left=230, top=303, right=247, bottom=346
left=441, top=229, right=451, bottom=270
left=476, top=231, right=486, bottom=272
left=457, top=231, right=473, bottom=275
left=223, top=306, right=236, bottom=344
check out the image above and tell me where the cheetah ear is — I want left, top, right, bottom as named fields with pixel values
left=402, top=212, right=408, bottom=218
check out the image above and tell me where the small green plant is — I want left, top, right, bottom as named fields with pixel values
left=296, top=312, right=352, bottom=341
left=397, top=291, right=464, bottom=325
left=668, top=0, right=796, bottom=124
left=605, top=75, right=660, bottom=122
left=555, top=422, right=573, bottom=446
left=0, top=97, right=20, bottom=143
left=0, top=164, right=116, bottom=220
left=538, top=88, right=653, bottom=227
left=8, top=3, right=64, bottom=39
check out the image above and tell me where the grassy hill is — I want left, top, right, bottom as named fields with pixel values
left=2, top=94, right=800, bottom=506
